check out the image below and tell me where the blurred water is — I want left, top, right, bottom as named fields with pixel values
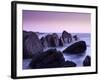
left=23, top=33, right=91, bottom=69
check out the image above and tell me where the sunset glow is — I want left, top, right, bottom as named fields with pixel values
left=23, top=10, right=91, bottom=33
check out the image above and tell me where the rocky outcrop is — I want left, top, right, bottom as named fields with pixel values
left=62, top=31, right=72, bottom=43
left=63, top=41, right=87, bottom=54
left=23, top=31, right=43, bottom=59
left=64, top=61, right=76, bottom=67
left=83, top=56, right=91, bottom=66
left=44, top=33, right=59, bottom=47
left=40, top=30, right=80, bottom=48
left=29, top=49, right=65, bottom=69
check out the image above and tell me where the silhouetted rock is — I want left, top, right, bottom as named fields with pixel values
left=73, top=35, right=78, bottom=41
left=83, top=56, right=91, bottom=66
left=62, top=30, right=72, bottom=43
left=40, top=37, right=48, bottom=48
left=29, top=49, right=65, bottom=69
left=63, top=41, right=86, bottom=54
left=64, top=61, right=76, bottom=67
left=59, top=37, right=64, bottom=46
left=23, top=31, right=43, bottom=59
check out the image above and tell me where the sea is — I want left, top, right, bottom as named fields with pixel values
left=23, top=33, right=91, bottom=69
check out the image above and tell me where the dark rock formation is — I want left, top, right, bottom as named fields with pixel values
left=83, top=56, right=91, bottom=66
left=63, top=41, right=87, bottom=54
left=23, top=31, right=43, bottom=59
left=45, top=34, right=52, bottom=47
left=73, top=35, right=78, bottom=41
left=29, top=49, right=65, bottom=69
left=40, top=37, right=48, bottom=48
left=64, top=61, right=76, bottom=67
left=23, top=31, right=32, bottom=42
left=62, top=30, right=72, bottom=43
left=51, top=33, right=59, bottom=47
left=23, top=31, right=33, bottom=59
left=45, top=33, right=59, bottom=47
left=59, top=37, right=64, bottom=46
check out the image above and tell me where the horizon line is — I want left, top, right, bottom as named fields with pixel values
left=23, top=30, right=91, bottom=34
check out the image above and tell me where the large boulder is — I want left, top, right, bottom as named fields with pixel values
left=40, top=37, right=48, bottom=48
left=23, top=31, right=43, bottom=59
left=64, top=61, right=76, bottom=67
left=63, top=41, right=87, bottom=54
left=62, top=30, right=72, bottom=43
left=29, top=49, right=65, bottom=69
left=83, top=56, right=91, bottom=66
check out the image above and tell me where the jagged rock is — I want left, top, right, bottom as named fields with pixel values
left=83, top=56, right=91, bottom=66
left=64, top=61, right=76, bottom=67
left=23, top=31, right=43, bottom=59
left=62, top=30, right=72, bottom=43
left=29, top=49, right=65, bottom=69
left=40, top=37, right=48, bottom=48
left=73, top=35, right=78, bottom=41
left=63, top=41, right=87, bottom=54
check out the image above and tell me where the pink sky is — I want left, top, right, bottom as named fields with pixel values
left=23, top=10, right=91, bottom=33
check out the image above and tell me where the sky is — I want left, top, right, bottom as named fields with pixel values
left=23, top=10, right=91, bottom=33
